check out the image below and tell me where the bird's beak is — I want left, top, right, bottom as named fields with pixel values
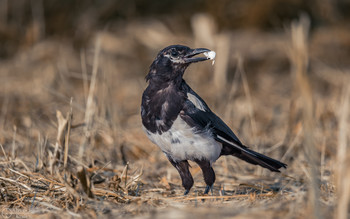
left=184, top=48, right=211, bottom=63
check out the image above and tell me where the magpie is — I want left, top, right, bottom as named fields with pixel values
left=141, top=45, right=287, bottom=195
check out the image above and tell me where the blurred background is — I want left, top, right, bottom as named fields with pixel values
left=1, top=0, right=350, bottom=218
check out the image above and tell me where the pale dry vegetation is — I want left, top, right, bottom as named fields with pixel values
left=1, top=1, right=350, bottom=218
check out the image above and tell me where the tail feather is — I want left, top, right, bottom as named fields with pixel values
left=216, top=135, right=287, bottom=172
left=236, top=148, right=287, bottom=172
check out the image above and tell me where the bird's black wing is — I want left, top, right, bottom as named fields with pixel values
left=180, top=93, right=246, bottom=151
left=181, top=84, right=244, bottom=147
left=181, top=84, right=287, bottom=171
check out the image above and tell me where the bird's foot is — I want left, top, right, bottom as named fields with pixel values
left=204, top=185, right=213, bottom=195
left=184, top=190, right=190, bottom=195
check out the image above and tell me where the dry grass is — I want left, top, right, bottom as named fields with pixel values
left=0, top=12, right=350, bottom=219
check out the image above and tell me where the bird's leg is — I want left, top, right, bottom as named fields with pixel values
left=194, top=159, right=215, bottom=195
left=175, top=161, right=194, bottom=195
left=204, top=185, right=213, bottom=194
left=166, top=155, right=194, bottom=195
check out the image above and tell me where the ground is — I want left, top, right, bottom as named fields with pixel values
left=0, top=10, right=349, bottom=219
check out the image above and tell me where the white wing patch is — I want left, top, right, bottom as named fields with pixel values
left=216, top=135, right=256, bottom=157
left=187, top=93, right=206, bottom=111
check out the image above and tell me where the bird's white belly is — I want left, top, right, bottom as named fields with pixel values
left=143, top=116, right=222, bottom=163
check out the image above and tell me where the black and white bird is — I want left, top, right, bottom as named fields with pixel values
left=141, top=45, right=287, bottom=195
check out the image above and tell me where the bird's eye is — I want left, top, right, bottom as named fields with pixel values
left=171, top=50, right=179, bottom=57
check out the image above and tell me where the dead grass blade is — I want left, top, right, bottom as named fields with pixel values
left=287, top=14, right=321, bottom=219
left=0, top=176, right=33, bottom=191
left=63, top=98, right=73, bottom=169
left=170, top=192, right=276, bottom=201
left=335, top=88, right=350, bottom=219
left=76, top=166, right=94, bottom=198
left=79, top=35, right=101, bottom=160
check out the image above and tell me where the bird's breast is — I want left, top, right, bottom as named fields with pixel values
left=143, top=116, right=222, bottom=163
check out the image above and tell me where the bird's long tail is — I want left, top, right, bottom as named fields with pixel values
left=216, top=135, right=287, bottom=172
left=235, top=148, right=287, bottom=172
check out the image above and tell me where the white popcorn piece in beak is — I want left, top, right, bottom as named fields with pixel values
left=204, top=51, right=216, bottom=65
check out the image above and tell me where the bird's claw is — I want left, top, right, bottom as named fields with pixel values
left=204, top=185, right=213, bottom=195
left=184, top=190, right=190, bottom=195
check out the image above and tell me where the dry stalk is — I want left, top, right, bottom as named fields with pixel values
left=288, top=15, right=320, bottom=219
left=213, top=33, right=230, bottom=95
left=63, top=98, right=73, bottom=169
left=56, top=110, right=68, bottom=146
left=11, top=125, right=17, bottom=160
left=79, top=35, right=101, bottom=160
left=0, top=92, right=9, bottom=130
left=237, top=56, right=257, bottom=143
left=170, top=192, right=276, bottom=201
left=0, top=143, right=9, bottom=162
left=335, top=88, right=350, bottom=219
left=0, top=176, right=33, bottom=191
left=191, top=13, right=216, bottom=49
left=50, top=110, right=68, bottom=174
left=76, top=166, right=94, bottom=198
left=80, top=49, right=89, bottom=101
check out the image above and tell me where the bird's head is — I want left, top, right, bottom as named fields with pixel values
left=146, top=45, right=213, bottom=83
